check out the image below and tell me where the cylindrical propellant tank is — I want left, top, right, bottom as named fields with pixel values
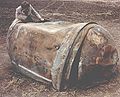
left=7, top=21, right=119, bottom=91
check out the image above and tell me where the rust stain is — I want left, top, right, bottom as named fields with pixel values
left=95, top=45, right=116, bottom=65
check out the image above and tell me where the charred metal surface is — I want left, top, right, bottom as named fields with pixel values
left=7, top=21, right=119, bottom=91
left=78, top=25, right=118, bottom=82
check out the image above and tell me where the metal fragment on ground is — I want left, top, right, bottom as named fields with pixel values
left=7, top=21, right=119, bottom=91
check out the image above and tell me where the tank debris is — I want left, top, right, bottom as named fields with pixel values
left=7, top=21, right=119, bottom=91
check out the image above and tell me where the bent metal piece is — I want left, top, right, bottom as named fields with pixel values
left=7, top=21, right=119, bottom=91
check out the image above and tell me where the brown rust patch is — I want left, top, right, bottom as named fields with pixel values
left=95, top=44, right=117, bottom=66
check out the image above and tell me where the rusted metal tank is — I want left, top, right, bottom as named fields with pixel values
left=7, top=21, right=119, bottom=91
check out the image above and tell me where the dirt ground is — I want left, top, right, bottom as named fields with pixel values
left=0, top=0, right=120, bottom=97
